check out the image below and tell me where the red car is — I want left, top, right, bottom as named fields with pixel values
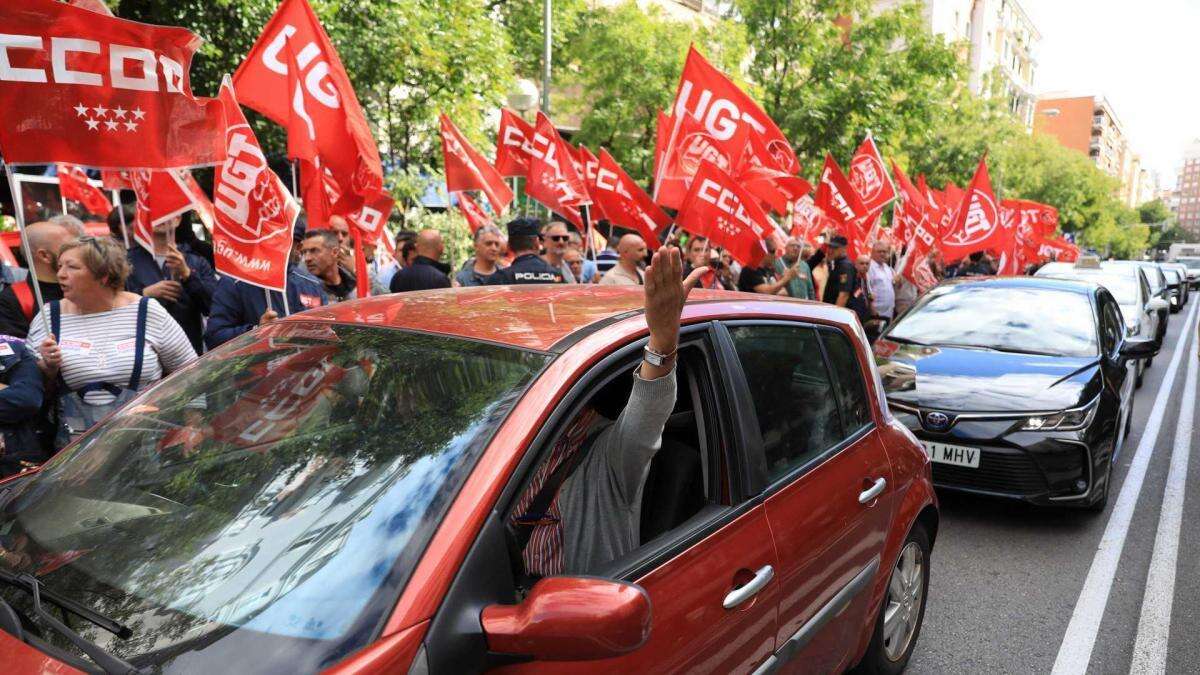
left=0, top=286, right=936, bottom=674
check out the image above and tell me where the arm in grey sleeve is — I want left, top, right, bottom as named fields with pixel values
left=601, top=366, right=678, bottom=504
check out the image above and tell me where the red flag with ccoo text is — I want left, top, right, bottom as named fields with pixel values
left=0, top=0, right=226, bottom=170
left=496, top=109, right=535, bottom=177
left=525, top=112, right=587, bottom=227
left=212, top=77, right=299, bottom=292
left=440, top=113, right=513, bottom=216
left=57, top=165, right=112, bottom=217
left=591, top=149, right=668, bottom=249
left=675, top=161, right=771, bottom=268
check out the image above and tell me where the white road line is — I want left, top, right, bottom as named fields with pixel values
left=1051, top=299, right=1200, bottom=675
left=1128, top=320, right=1199, bottom=674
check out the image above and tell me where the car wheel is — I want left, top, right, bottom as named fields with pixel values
left=1136, top=362, right=1145, bottom=389
left=852, top=525, right=931, bottom=675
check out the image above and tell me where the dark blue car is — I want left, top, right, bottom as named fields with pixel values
left=875, top=277, right=1159, bottom=510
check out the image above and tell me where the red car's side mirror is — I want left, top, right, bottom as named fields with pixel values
left=481, top=576, right=652, bottom=661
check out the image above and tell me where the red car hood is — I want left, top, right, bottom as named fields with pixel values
left=0, top=628, right=83, bottom=674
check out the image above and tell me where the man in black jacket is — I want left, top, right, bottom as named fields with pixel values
left=390, top=229, right=451, bottom=292
left=487, top=219, right=566, bottom=285
left=0, top=336, right=46, bottom=477
left=301, top=230, right=357, bottom=302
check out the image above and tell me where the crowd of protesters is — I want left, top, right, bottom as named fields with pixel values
left=0, top=198, right=1039, bottom=479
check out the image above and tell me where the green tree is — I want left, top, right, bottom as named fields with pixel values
left=562, top=2, right=747, bottom=181
left=1138, top=199, right=1172, bottom=225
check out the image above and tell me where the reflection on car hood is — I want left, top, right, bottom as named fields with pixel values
left=878, top=342, right=1101, bottom=413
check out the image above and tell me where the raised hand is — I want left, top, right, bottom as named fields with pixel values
left=641, top=246, right=707, bottom=379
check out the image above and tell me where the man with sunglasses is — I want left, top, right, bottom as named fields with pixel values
left=541, top=220, right=577, bottom=284
left=487, top=218, right=566, bottom=285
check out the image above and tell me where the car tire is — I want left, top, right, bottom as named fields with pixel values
left=851, top=525, right=931, bottom=675
left=1136, top=362, right=1145, bottom=389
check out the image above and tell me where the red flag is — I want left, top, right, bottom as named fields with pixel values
left=791, top=196, right=836, bottom=246
left=345, top=191, right=393, bottom=244
left=653, top=107, right=746, bottom=210
left=591, top=149, right=669, bottom=249
left=815, top=154, right=872, bottom=256
left=1036, top=236, right=1079, bottom=263
left=654, top=110, right=671, bottom=192
left=496, top=109, right=535, bottom=177
left=943, top=181, right=965, bottom=212
left=574, top=145, right=610, bottom=221
left=848, top=135, right=897, bottom=214
left=457, top=193, right=495, bottom=235
left=212, top=77, right=299, bottom=292
left=129, top=170, right=210, bottom=253
left=0, top=0, right=226, bottom=170
left=525, top=112, right=587, bottom=227
left=65, top=0, right=114, bottom=15
left=675, top=162, right=771, bottom=268
left=101, top=170, right=133, bottom=190
left=890, top=161, right=928, bottom=247
left=234, top=0, right=386, bottom=215
left=656, top=47, right=796, bottom=208
left=741, top=168, right=812, bottom=216
left=1001, top=199, right=1058, bottom=238
left=57, top=165, right=112, bottom=217
left=439, top=114, right=513, bottom=216
left=940, top=158, right=1009, bottom=264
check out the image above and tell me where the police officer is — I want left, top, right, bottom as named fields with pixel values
left=821, top=235, right=857, bottom=308
left=0, top=336, right=46, bottom=477
left=487, top=218, right=566, bottom=285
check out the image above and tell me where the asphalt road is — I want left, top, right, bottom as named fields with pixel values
left=907, top=296, right=1200, bottom=675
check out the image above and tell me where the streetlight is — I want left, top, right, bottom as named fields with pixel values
left=542, top=0, right=552, bottom=114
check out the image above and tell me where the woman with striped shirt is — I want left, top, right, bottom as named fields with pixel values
left=31, top=236, right=197, bottom=448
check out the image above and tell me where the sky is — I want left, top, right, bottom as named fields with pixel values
left=1022, top=0, right=1200, bottom=189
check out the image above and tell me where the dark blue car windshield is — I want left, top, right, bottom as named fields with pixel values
left=0, top=322, right=546, bottom=673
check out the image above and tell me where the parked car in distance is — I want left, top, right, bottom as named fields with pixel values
left=1160, top=263, right=1190, bottom=306
left=1173, top=256, right=1200, bottom=287
left=1104, top=260, right=1171, bottom=347
left=0, top=287, right=938, bottom=675
left=876, top=277, right=1159, bottom=511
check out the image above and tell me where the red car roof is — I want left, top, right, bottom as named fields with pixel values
left=288, top=285, right=851, bottom=352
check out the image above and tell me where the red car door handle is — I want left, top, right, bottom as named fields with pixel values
left=858, top=477, right=887, bottom=504
left=723, top=565, right=774, bottom=609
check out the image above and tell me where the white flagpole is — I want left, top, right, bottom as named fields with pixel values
left=264, top=288, right=274, bottom=318
left=281, top=287, right=291, bottom=317
left=290, top=160, right=299, bottom=197
left=116, top=200, right=130, bottom=249
left=3, top=160, right=52, bottom=337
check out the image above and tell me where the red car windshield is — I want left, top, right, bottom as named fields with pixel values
left=0, top=322, right=546, bottom=673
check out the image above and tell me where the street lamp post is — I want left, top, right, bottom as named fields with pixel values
left=542, top=0, right=551, bottom=115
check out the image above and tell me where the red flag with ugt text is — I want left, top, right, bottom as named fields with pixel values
left=212, top=78, right=299, bottom=292
left=440, top=114, right=513, bottom=216
left=0, top=0, right=226, bottom=170
left=457, top=193, right=495, bottom=235
left=941, top=158, right=1009, bottom=264
left=57, top=165, right=112, bottom=217
left=591, top=149, right=668, bottom=249
left=656, top=47, right=796, bottom=208
left=675, top=162, right=771, bottom=268
left=234, top=0, right=385, bottom=216
left=849, top=135, right=897, bottom=214
left=496, top=109, right=535, bottom=177
left=1036, top=235, right=1079, bottom=263
left=526, top=113, right=587, bottom=227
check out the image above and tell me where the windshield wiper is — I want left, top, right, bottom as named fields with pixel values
left=0, top=571, right=141, bottom=674
left=885, top=336, right=929, bottom=346
left=938, top=343, right=1062, bottom=357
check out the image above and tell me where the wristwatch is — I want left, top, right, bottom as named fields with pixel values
left=643, top=345, right=677, bottom=367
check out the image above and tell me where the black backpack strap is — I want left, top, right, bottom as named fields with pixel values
left=50, top=300, right=60, bottom=340
left=128, top=297, right=149, bottom=390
